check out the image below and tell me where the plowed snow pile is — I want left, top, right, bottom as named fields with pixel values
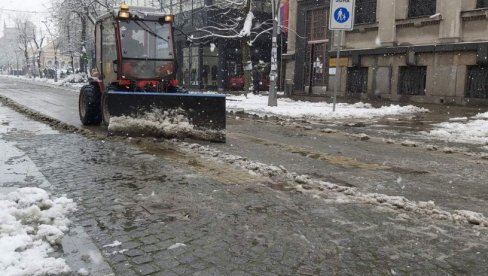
left=0, top=187, right=77, bottom=275
left=226, top=94, right=428, bottom=119
left=108, top=108, right=224, bottom=141
left=425, top=112, right=488, bottom=144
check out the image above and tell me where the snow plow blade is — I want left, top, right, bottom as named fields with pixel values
left=105, top=91, right=226, bottom=142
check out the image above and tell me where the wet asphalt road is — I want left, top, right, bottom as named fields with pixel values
left=1, top=76, right=488, bottom=275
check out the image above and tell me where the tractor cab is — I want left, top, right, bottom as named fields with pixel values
left=94, top=6, right=177, bottom=92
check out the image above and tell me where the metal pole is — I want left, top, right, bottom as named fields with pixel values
left=333, top=30, right=342, bottom=112
left=308, top=44, right=315, bottom=95
left=268, top=0, right=279, bottom=106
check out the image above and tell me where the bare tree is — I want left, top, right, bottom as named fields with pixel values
left=50, top=0, right=101, bottom=74
left=189, top=0, right=273, bottom=94
left=15, top=18, right=36, bottom=76
left=30, top=29, right=45, bottom=78
left=42, top=20, right=61, bottom=81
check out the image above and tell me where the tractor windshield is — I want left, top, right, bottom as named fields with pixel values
left=119, top=20, right=173, bottom=59
left=118, top=20, right=174, bottom=79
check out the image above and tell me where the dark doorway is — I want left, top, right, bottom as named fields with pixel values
left=466, top=66, right=488, bottom=98
left=399, top=66, right=427, bottom=95
left=347, top=67, right=368, bottom=95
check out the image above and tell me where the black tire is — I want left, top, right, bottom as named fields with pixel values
left=79, top=85, right=102, bottom=125
left=101, top=92, right=111, bottom=126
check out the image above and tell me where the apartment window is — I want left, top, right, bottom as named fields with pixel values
left=408, top=0, right=436, bottom=18
left=355, top=0, right=377, bottom=24
left=477, top=0, right=488, bottom=8
left=466, top=66, right=488, bottom=98
left=399, top=66, right=427, bottom=95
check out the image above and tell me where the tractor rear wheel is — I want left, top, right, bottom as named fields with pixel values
left=79, top=85, right=102, bottom=125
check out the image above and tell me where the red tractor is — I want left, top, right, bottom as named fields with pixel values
left=79, top=5, right=226, bottom=141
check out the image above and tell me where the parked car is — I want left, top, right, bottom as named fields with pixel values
left=229, top=75, right=245, bottom=91
left=228, top=75, right=270, bottom=91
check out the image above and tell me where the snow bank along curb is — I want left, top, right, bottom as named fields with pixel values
left=0, top=187, right=77, bottom=275
left=0, top=96, right=94, bottom=137
left=0, top=75, right=85, bottom=92
left=226, top=94, right=429, bottom=120
left=423, top=112, right=488, bottom=145
left=173, top=140, right=488, bottom=228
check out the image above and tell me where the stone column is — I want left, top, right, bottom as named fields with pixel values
left=439, top=0, right=462, bottom=43
left=378, top=0, right=396, bottom=46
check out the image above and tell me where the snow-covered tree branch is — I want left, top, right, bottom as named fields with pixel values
left=189, top=0, right=273, bottom=94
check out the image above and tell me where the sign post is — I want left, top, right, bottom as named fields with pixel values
left=329, top=0, right=355, bottom=112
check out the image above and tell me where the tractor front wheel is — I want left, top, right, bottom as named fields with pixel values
left=79, top=85, right=102, bottom=125
left=101, top=92, right=111, bottom=126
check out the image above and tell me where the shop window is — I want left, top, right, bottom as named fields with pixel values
left=466, top=66, right=488, bottom=98
left=182, top=47, right=199, bottom=86
left=399, top=66, right=427, bottom=95
left=202, top=45, right=219, bottom=88
left=477, top=0, right=488, bottom=8
left=347, top=67, right=368, bottom=94
left=408, top=0, right=436, bottom=18
left=355, top=0, right=377, bottom=24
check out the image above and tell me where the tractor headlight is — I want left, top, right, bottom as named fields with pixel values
left=118, top=5, right=130, bottom=19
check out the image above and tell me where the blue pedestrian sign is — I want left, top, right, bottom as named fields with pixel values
left=329, top=0, right=356, bottom=30
left=334, top=8, right=350, bottom=23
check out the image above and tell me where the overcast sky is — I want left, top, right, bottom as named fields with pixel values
left=0, top=0, right=50, bottom=36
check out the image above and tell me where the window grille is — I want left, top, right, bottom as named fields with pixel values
left=306, top=9, right=328, bottom=41
left=399, top=66, right=427, bottom=95
left=466, top=66, right=488, bottom=98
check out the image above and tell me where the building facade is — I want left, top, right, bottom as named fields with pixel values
left=335, top=0, right=488, bottom=105
left=285, top=0, right=488, bottom=105
left=0, top=23, right=21, bottom=73
left=39, top=39, right=80, bottom=73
